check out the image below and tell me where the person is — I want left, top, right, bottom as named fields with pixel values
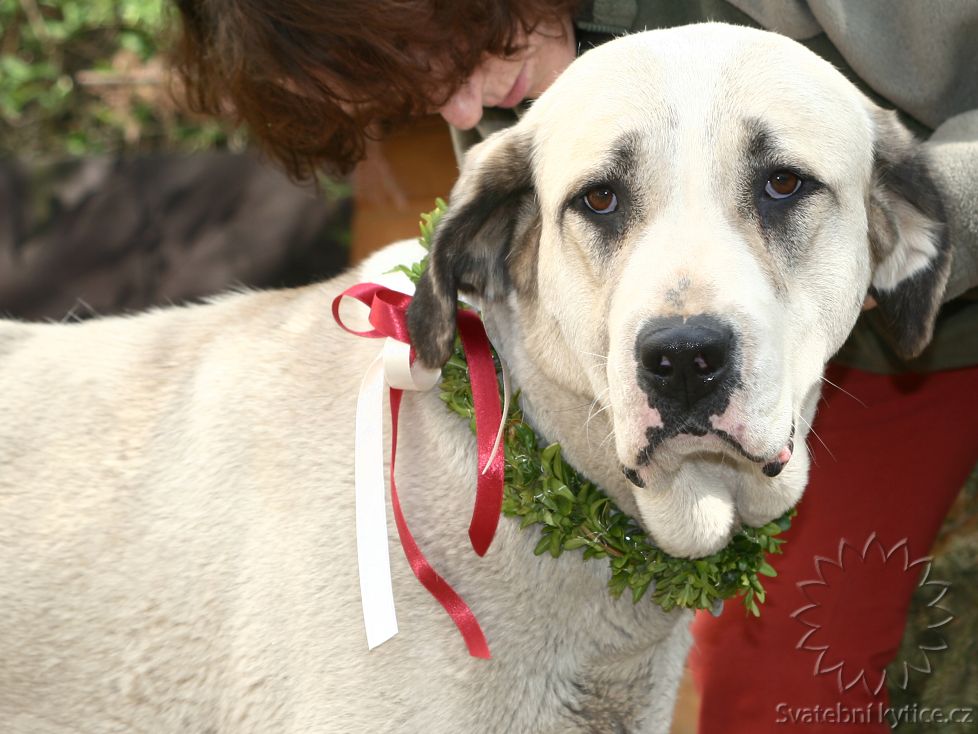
left=171, top=0, right=580, bottom=179
left=173, top=2, right=978, bottom=731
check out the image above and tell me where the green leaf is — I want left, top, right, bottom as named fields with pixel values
left=631, top=577, right=654, bottom=604
left=553, top=484, right=576, bottom=502
left=563, top=536, right=588, bottom=551
left=548, top=531, right=563, bottom=558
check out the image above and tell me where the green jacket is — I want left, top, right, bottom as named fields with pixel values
left=451, top=0, right=978, bottom=374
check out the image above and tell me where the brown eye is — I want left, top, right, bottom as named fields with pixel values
left=765, top=171, right=802, bottom=199
left=583, top=187, right=618, bottom=214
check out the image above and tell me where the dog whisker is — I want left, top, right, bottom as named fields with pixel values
left=551, top=385, right=610, bottom=416
left=795, top=412, right=832, bottom=463
left=586, top=402, right=612, bottom=422
left=552, top=400, right=599, bottom=414
left=819, top=375, right=867, bottom=407
left=585, top=400, right=612, bottom=449
left=583, top=386, right=611, bottom=447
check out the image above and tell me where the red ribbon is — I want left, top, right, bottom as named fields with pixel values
left=333, top=282, right=504, bottom=658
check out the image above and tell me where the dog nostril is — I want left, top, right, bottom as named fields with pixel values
left=692, top=349, right=725, bottom=376
left=650, top=354, right=673, bottom=377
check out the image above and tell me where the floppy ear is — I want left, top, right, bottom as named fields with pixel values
left=408, top=128, right=538, bottom=367
left=866, top=110, right=952, bottom=360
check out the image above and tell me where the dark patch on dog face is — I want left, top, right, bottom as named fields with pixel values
left=736, top=120, right=832, bottom=269
left=560, top=132, right=645, bottom=256
left=664, top=276, right=692, bottom=310
left=632, top=314, right=741, bottom=465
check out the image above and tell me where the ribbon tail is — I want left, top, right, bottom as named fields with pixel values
left=482, top=362, right=510, bottom=475
left=389, top=389, right=491, bottom=659
left=354, top=352, right=399, bottom=650
left=457, top=310, right=505, bottom=558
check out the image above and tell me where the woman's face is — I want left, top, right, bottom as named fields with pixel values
left=436, top=16, right=576, bottom=129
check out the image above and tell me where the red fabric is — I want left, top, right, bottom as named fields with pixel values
left=689, top=363, right=978, bottom=732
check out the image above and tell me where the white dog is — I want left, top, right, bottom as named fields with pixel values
left=0, top=24, right=950, bottom=733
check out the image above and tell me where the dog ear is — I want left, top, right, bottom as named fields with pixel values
left=866, top=110, right=952, bottom=360
left=408, top=128, right=537, bottom=367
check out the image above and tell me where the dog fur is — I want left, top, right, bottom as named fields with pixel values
left=0, top=24, right=951, bottom=733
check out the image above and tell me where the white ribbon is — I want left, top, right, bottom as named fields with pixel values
left=383, top=339, right=441, bottom=391
left=355, top=337, right=440, bottom=650
left=355, top=351, right=398, bottom=650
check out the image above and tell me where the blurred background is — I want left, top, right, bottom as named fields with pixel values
left=0, top=2, right=973, bottom=730
left=0, top=0, right=459, bottom=320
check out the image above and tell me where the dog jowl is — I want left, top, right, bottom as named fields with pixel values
left=410, top=23, right=951, bottom=559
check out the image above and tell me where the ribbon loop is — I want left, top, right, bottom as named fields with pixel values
left=383, top=338, right=440, bottom=391
left=368, top=289, right=413, bottom=342
left=332, top=282, right=412, bottom=342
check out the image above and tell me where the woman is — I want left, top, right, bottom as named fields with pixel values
left=173, top=2, right=978, bottom=731
left=172, top=0, right=579, bottom=178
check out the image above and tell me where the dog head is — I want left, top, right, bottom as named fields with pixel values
left=408, top=24, right=950, bottom=557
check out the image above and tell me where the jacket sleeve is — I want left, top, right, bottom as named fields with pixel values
left=928, top=111, right=978, bottom=301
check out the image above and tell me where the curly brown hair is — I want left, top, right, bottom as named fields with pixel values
left=171, top=0, right=582, bottom=179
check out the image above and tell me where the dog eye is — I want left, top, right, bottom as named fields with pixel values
left=765, top=171, right=802, bottom=199
left=583, top=187, right=618, bottom=214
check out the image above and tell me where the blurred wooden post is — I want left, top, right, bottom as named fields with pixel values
left=671, top=667, right=701, bottom=734
left=350, top=115, right=459, bottom=263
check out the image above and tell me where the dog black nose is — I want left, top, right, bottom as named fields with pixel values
left=636, top=316, right=735, bottom=410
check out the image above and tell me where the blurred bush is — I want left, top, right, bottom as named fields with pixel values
left=0, top=0, right=232, bottom=157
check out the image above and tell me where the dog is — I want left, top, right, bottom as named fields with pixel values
left=0, top=23, right=950, bottom=733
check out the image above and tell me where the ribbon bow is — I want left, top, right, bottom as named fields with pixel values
left=332, top=282, right=505, bottom=659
